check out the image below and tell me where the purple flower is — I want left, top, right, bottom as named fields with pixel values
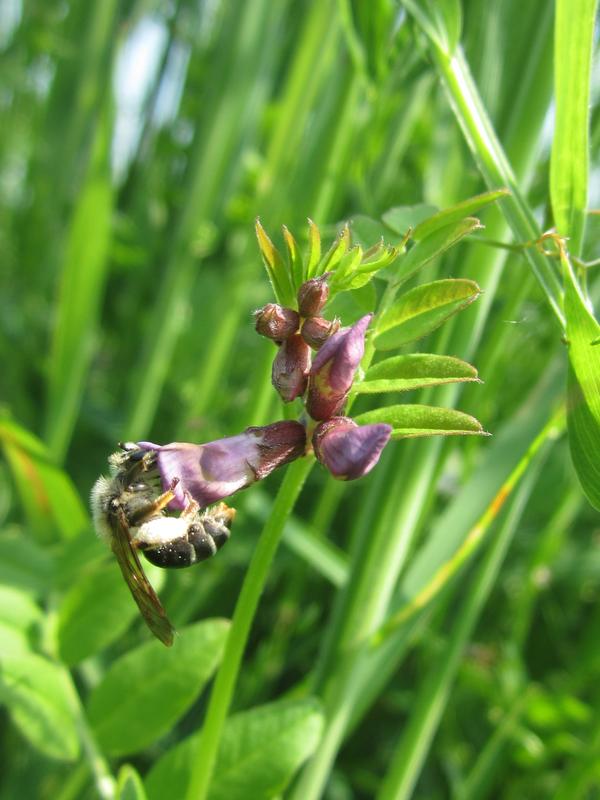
left=138, top=420, right=306, bottom=509
left=254, top=303, right=300, bottom=341
left=272, top=333, right=312, bottom=402
left=306, top=314, right=372, bottom=421
left=312, top=416, right=392, bottom=480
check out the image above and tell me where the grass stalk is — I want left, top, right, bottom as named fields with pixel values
left=184, top=457, right=314, bottom=800
left=373, top=409, right=565, bottom=644
left=376, top=446, right=550, bottom=800
left=426, top=43, right=566, bottom=328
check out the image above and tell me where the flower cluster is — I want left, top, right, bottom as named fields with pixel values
left=255, top=272, right=391, bottom=481
left=124, top=225, right=394, bottom=518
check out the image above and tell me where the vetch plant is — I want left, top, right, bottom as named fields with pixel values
left=183, top=211, right=494, bottom=800
left=2, top=4, right=599, bottom=799
left=93, top=213, right=490, bottom=649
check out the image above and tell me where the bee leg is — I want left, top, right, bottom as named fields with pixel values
left=128, top=478, right=180, bottom=525
left=180, top=491, right=200, bottom=519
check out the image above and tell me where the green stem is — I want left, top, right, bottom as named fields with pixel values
left=185, top=457, right=314, bottom=800
left=428, top=44, right=566, bottom=329
left=66, top=672, right=116, bottom=800
left=372, top=408, right=565, bottom=645
left=376, top=443, right=550, bottom=800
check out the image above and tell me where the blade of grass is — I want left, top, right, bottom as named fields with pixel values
left=404, top=9, right=566, bottom=328
left=373, top=408, right=564, bottom=645
left=550, top=0, right=598, bottom=255
left=125, top=0, right=282, bottom=439
left=376, top=433, right=551, bottom=800
left=458, top=687, right=538, bottom=800
left=178, top=0, right=343, bottom=435
left=44, top=101, right=113, bottom=462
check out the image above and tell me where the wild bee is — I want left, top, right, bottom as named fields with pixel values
left=91, top=442, right=235, bottom=646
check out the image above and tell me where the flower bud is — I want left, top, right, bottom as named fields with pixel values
left=254, top=303, right=299, bottom=341
left=272, top=333, right=311, bottom=402
left=312, top=417, right=392, bottom=480
left=297, top=273, right=330, bottom=317
left=301, top=316, right=340, bottom=350
left=306, top=314, right=372, bottom=420
left=138, top=420, right=306, bottom=509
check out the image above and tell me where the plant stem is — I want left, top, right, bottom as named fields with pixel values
left=428, top=44, right=566, bottom=329
left=376, top=439, right=551, bottom=800
left=372, top=408, right=565, bottom=644
left=185, top=456, right=314, bottom=800
left=432, top=43, right=565, bottom=329
left=66, top=672, right=116, bottom=800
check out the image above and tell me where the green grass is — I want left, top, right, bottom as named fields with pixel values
left=0, top=2, right=599, bottom=799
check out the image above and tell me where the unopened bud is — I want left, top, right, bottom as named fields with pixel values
left=301, top=316, right=340, bottom=349
left=254, top=304, right=299, bottom=341
left=297, top=273, right=331, bottom=317
left=312, top=416, right=391, bottom=480
left=272, top=333, right=311, bottom=402
left=306, top=314, right=371, bottom=421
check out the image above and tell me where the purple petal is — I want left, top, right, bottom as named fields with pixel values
left=306, top=314, right=372, bottom=421
left=271, top=334, right=311, bottom=402
left=312, top=416, right=392, bottom=480
left=138, top=421, right=306, bottom=509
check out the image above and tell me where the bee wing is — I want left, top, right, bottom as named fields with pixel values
left=110, top=507, right=175, bottom=647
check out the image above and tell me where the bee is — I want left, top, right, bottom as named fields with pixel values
left=91, top=442, right=235, bottom=646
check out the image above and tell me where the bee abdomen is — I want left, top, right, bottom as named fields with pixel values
left=140, top=519, right=230, bottom=569
left=201, top=517, right=231, bottom=552
left=142, top=538, right=198, bottom=569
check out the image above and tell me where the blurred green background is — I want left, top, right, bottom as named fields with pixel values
left=1, top=1, right=600, bottom=798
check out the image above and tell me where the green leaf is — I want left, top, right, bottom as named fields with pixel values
left=305, top=219, right=322, bottom=278
left=564, top=252, right=600, bottom=509
left=374, top=279, right=481, bottom=349
left=401, top=0, right=462, bottom=55
left=57, top=561, right=161, bottom=665
left=0, top=417, right=89, bottom=542
left=0, top=532, right=53, bottom=595
left=330, top=245, right=363, bottom=289
left=255, top=219, right=295, bottom=307
left=0, top=585, right=42, bottom=632
left=117, top=765, right=148, bottom=800
left=350, top=214, right=396, bottom=247
left=412, top=189, right=509, bottom=241
left=327, top=282, right=377, bottom=325
left=381, top=204, right=439, bottom=236
left=355, top=354, right=479, bottom=394
left=282, top=225, right=304, bottom=291
left=0, top=622, right=31, bottom=656
left=315, top=223, right=351, bottom=277
left=44, top=102, right=114, bottom=462
left=355, top=404, right=488, bottom=438
left=391, top=217, right=482, bottom=286
left=550, top=0, right=598, bottom=255
left=88, top=619, right=229, bottom=756
left=0, top=653, right=79, bottom=761
left=145, top=698, right=324, bottom=800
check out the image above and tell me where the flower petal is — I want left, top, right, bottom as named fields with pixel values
left=272, top=333, right=311, bottom=402
left=138, top=421, right=306, bottom=509
left=312, top=416, right=391, bottom=480
left=306, top=314, right=372, bottom=420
